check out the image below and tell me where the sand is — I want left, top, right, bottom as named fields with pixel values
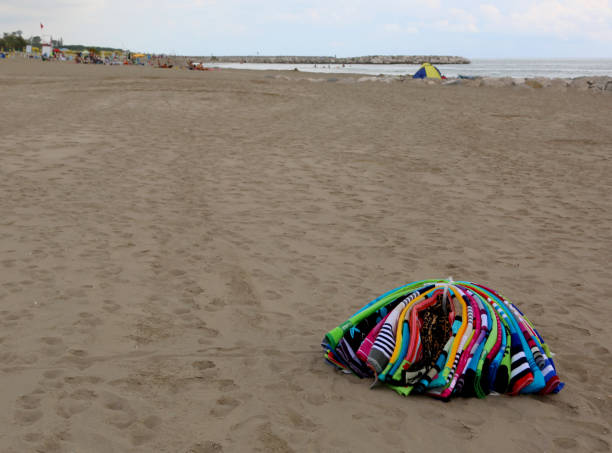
left=0, top=59, right=611, bottom=453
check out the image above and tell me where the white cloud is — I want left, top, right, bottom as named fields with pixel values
left=260, top=0, right=442, bottom=26
left=479, top=4, right=502, bottom=22
left=382, top=23, right=419, bottom=34
left=477, top=0, right=612, bottom=40
left=433, top=8, right=478, bottom=32
left=383, top=23, right=402, bottom=33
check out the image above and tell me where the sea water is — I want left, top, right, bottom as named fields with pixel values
left=209, top=59, right=612, bottom=79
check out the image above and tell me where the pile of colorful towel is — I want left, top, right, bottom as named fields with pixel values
left=322, top=279, right=563, bottom=400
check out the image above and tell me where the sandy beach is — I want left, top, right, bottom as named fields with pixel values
left=1, top=59, right=611, bottom=452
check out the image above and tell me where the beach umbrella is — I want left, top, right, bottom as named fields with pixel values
left=322, top=278, right=563, bottom=400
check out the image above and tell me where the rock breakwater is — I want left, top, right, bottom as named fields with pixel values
left=264, top=73, right=612, bottom=93
left=194, top=55, right=470, bottom=65
left=451, top=76, right=612, bottom=92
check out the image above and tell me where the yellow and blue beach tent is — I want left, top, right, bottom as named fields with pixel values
left=413, top=62, right=442, bottom=79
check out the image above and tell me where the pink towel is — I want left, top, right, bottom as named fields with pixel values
left=357, top=313, right=390, bottom=363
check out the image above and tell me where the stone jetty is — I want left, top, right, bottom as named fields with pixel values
left=194, top=55, right=470, bottom=64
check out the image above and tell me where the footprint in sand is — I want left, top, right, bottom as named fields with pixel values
left=195, top=324, right=220, bottom=343
left=553, top=438, right=578, bottom=449
left=225, top=268, right=260, bottom=306
left=74, top=312, right=103, bottom=332
left=183, top=283, right=204, bottom=297
left=59, top=349, right=96, bottom=370
left=23, top=432, right=44, bottom=443
left=173, top=307, right=191, bottom=315
left=63, top=375, right=103, bottom=386
left=181, top=295, right=202, bottom=311
left=102, top=299, right=121, bottom=313
left=209, top=396, right=240, bottom=417
left=257, top=423, right=294, bottom=453
left=285, top=408, right=317, bottom=431
left=187, top=441, right=224, bottom=453
left=101, top=391, right=131, bottom=412
left=43, top=369, right=64, bottom=380
left=40, top=337, right=66, bottom=356
left=52, top=378, right=98, bottom=420
left=206, top=297, right=226, bottom=312
left=303, top=392, right=326, bottom=407
left=3, top=308, right=33, bottom=322
left=99, top=391, right=138, bottom=429
left=126, top=406, right=163, bottom=447
left=585, top=342, right=611, bottom=357
left=130, top=423, right=156, bottom=447
left=193, top=360, right=216, bottom=371
left=14, top=409, right=43, bottom=425
left=56, top=395, right=94, bottom=419
left=1, top=258, right=16, bottom=268
left=70, top=388, right=97, bottom=400
left=24, top=430, right=71, bottom=452
left=215, top=379, right=238, bottom=392
left=263, top=289, right=284, bottom=303
left=142, top=415, right=162, bottom=430
left=192, top=359, right=220, bottom=382
left=16, top=394, right=42, bottom=410
left=131, top=248, right=151, bottom=258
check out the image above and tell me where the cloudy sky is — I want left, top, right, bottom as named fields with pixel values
left=1, top=0, right=611, bottom=57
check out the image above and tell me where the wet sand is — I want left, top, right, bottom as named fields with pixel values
left=1, top=59, right=611, bottom=452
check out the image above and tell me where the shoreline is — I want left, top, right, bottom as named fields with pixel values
left=194, top=64, right=612, bottom=91
left=2, top=58, right=611, bottom=92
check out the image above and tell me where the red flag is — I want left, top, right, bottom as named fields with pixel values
left=40, top=23, right=43, bottom=29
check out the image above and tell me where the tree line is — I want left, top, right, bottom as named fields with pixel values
left=0, top=30, right=63, bottom=50
left=1, top=30, right=121, bottom=52
left=1, top=31, right=27, bottom=51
